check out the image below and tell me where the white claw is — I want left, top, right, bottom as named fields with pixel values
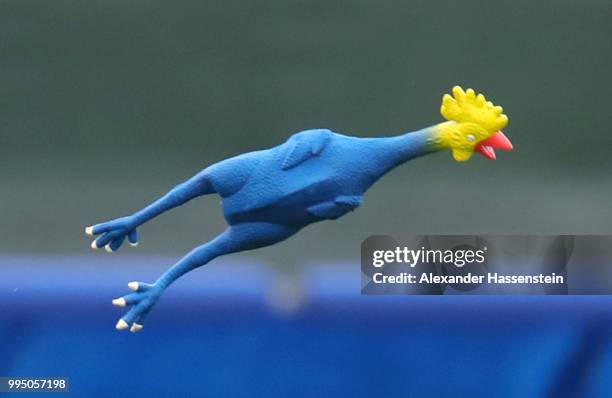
left=105, top=244, right=113, bottom=253
left=128, top=281, right=139, bottom=291
left=85, top=226, right=94, bottom=236
left=112, top=297, right=126, bottom=307
left=91, top=240, right=99, bottom=250
left=130, top=323, right=143, bottom=333
left=129, top=242, right=139, bottom=247
left=115, top=319, right=129, bottom=330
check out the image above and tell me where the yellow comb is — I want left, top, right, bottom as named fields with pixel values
left=441, top=86, right=508, bottom=133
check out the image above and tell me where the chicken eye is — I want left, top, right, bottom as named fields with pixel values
left=466, top=134, right=476, bottom=142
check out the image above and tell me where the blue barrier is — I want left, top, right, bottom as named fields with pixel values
left=0, top=256, right=611, bottom=397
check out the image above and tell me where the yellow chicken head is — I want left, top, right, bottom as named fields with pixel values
left=434, top=86, right=512, bottom=161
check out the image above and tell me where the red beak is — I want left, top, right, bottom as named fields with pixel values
left=475, top=131, right=513, bottom=160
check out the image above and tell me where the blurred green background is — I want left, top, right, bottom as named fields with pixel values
left=1, top=0, right=611, bottom=264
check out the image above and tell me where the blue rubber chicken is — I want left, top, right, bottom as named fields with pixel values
left=86, top=86, right=512, bottom=332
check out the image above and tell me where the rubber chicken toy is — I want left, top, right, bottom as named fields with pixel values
left=86, top=86, right=512, bottom=332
